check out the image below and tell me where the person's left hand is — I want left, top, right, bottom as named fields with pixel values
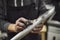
left=31, top=24, right=43, bottom=34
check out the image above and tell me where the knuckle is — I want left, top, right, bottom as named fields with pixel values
left=20, top=17, right=24, bottom=19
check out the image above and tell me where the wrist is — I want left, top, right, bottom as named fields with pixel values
left=7, top=24, right=17, bottom=32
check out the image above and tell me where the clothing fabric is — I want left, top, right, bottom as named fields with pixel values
left=6, top=4, right=40, bottom=40
left=0, top=0, right=46, bottom=40
left=51, top=0, right=60, bottom=21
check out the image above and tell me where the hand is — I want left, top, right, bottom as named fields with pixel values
left=8, top=17, right=28, bottom=32
left=31, top=24, right=43, bottom=34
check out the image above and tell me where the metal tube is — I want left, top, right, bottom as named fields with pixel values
left=10, top=7, right=55, bottom=40
left=47, top=20, right=60, bottom=26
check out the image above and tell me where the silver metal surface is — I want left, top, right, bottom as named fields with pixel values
left=47, top=25, right=60, bottom=40
left=11, top=6, right=55, bottom=40
left=0, top=31, right=8, bottom=40
left=47, top=20, right=60, bottom=26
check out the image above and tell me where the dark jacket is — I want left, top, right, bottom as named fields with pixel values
left=0, top=0, right=35, bottom=32
left=51, top=0, right=60, bottom=21
left=0, top=0, right=46, bottom=32
left=0, top=0, right=47, bottom=40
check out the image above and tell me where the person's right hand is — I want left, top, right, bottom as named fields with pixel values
left=7, top=17, right=28, bottom=32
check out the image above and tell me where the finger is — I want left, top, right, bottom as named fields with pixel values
left=32, top=28, right=41, bottom=31
left=16, top=22, right=25, bottom=28
left=19, top=19, right=32, bottom=26
left=31, top=31, right=39, bottom=34
left=16, top=26, right=24, bottom=32
left=16, top=17, right=28, bottom=23
left=31, top=28, right=41, bottom=33
left=35, top=25, right=43, bottom=28
left=17, top=26, right=23, bottom=29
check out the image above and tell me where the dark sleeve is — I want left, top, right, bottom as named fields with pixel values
left=38, top=0, right=48, bottom=15
left=0, top=0, right=11, bottom=32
